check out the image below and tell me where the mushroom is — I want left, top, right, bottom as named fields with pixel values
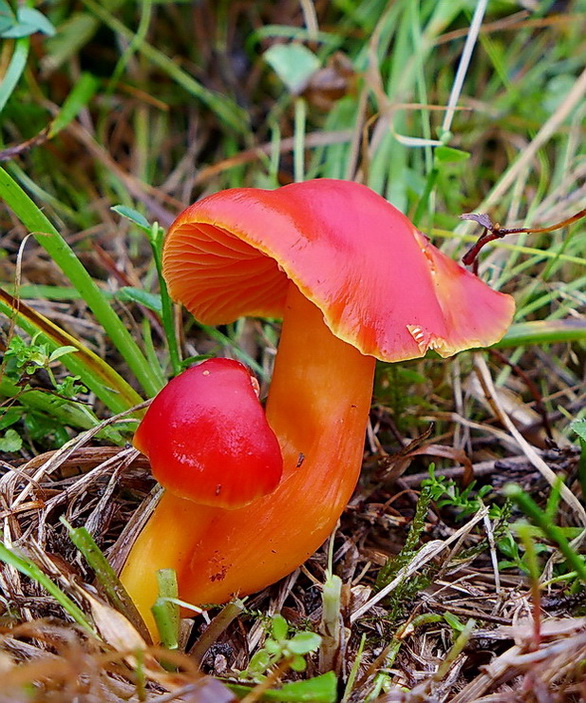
left=133, top=357, right=282, bottom=509
left=121, top=179, right=514, bottom=633
left=121, top=357, right=282, bottom=634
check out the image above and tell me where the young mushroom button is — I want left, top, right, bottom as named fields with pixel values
left=121, top=179, right=514, bottom=637
left=133, top=358, right=282, bottom=509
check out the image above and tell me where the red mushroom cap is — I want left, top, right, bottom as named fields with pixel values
left=164, top=179, right=514, bottom=361
left=134, top=358, right=283, bottom=509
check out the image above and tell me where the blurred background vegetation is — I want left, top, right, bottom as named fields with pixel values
left=0, top=0, right=585, bottom=447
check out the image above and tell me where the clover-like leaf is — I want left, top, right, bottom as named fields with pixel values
left=287, top=631, right=322, bottom=655
left=264, top=43, right=320, bottom=94
left=0, top=7, right=55, bottom=38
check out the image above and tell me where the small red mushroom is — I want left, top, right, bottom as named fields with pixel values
left=121, top=179, right=514, bottom=635
left=134, top=358, right=282, bottom=509
left=122, top=358, right=282, bottom=635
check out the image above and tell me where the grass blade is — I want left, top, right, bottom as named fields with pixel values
left=0, top=36, right=29, bottom=113
left=505, top=484, right=586, bottom=584
left=0, top=539, right=94, bottom=634
left=61, top=519, right=150, bottom=642
left=151, top=569, right=180, bottom=651
left=0, top=375, right=125, bottom=444
left=80, top=0, right=248, bottom=134
left=493, top=319, right=586, bottom=348
left=0, top=166, right=162, bottom=397
left=0, top=288, right=143, bottom=413
left=48, top=72, right=99, bottom=137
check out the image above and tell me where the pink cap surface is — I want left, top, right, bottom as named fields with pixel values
left=164, top=179, right=514, bottom=361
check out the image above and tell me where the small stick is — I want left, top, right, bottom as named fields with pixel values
left=460, top=209, right=586, bottom=268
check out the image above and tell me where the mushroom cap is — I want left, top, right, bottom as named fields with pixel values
left=164, top=179, right=514, bottom=361
left=134, top=358, right=283, bottom=509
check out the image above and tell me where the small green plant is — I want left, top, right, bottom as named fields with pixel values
left=495, top=528, right=549, bottom=574
left=0, top=0, right=55, bottom=40
left=1, top=334, right=92, bottom=448
left=372, top=484, right=441, bottom=623
left=422, top=466, right=493, bottom=519
left=421, top=468, right=549, bottom=573
left=376, top=482, right=434, bottom=593
left=4, top=333, right=87, bottom=399
left=244, top=614, right=322, bottom=680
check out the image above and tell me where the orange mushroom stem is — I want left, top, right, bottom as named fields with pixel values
left=120, top=179, right=515, bottom=637
left=122, top=285, right=374, bottom=635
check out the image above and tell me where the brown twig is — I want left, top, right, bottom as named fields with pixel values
left=460, top=208, right=586, bottom=268
left=0, top=127, right=50, bottom=162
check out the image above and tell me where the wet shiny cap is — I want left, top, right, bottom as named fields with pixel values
left=134, top=358, right=283, bottom=509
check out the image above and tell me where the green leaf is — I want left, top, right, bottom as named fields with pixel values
left=443, top=611, right=465, bottom=632
left=48, top=345, right=78, bottom=363
left=287, top=631, right=322, bottom=655
left=25, top=411, right=69, bottom=446
left=264, top=638, right=281, bottom=655
left=0, top=0, right=15, bottom=33
left=48, top=73, right=99, bottom=137
left=271, top=614, right=289, bottom=641
left=19, top=7, right=56, bottom=36
left=54, top=375, right=87, bottom=398
left=434, top=145, right=470, bottom=163
left=264, top=43, right=320, bottom=94
left=0, top=36, right=29, bottom=113
left=0, top=428, right=22, bottom=452
left=1, top=7, right=56, bottom=38
left=273, top=672, right=337, bottom=702
left=290, top=655, right=307, bottom=672
left=111, top=205, right=152, bottom=233
left=0, top=0, right=14, bottom=18
left=0, top=407, right=21, bottom=432
left=229, top=672, right=337, bottom=702
left=0, top=15, right=13, bottom=32
left=115, top=287, right=162, bottom=314
left=1, top=22, right=35, bottom=38
left=247, top=649, right=272, bottom=676
left=571, top=420, right=586, bottom=443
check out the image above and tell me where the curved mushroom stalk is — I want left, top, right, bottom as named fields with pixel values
left=121, top=284, right=375, bottom=636
left=121, top=492, right=215, bottom=635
